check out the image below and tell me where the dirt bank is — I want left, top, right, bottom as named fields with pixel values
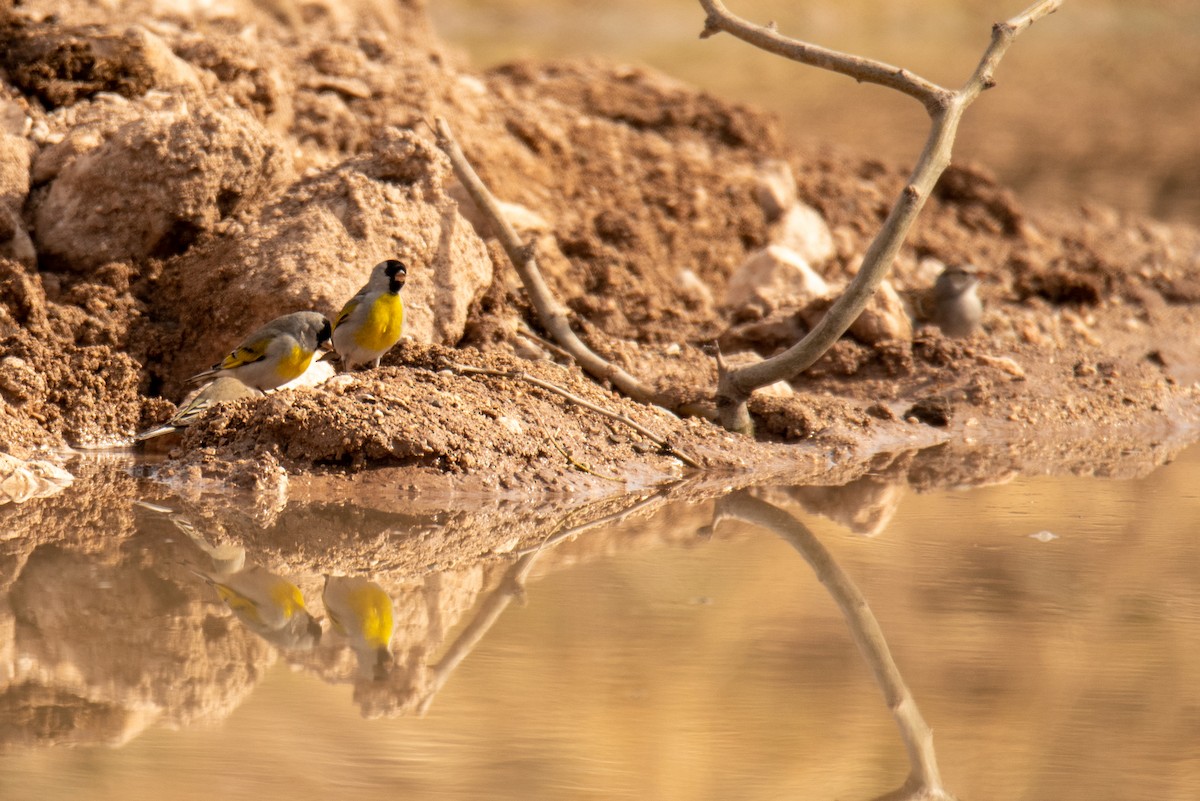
left=1, top=0, right=1199, bottom=497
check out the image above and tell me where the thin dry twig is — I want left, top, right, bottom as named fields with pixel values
left=433, top=117, right=666, bottom=410
left=515, top=488, right=669, bottom=555
left=416, top=550, right=541, bottom=715
left=548, top=427, right=624, bottom=482
left=699, top=0, right=1063, bottom=434
left=715, top=491, right=955, bottom=801
left=445, top=361, right=703, bottom=469
left=516, top=319, right=575, bottom=362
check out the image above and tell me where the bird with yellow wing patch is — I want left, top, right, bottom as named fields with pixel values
left=136, top=376, right=263, bottom=441
left=331, top=259, right=407, bottom=371
left=188, top=562, right=323, bottom=650
left=189, top=310, right=332, bottom=390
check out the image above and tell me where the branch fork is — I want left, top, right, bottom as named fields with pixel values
left=699, top=0, right=1063, bottom=432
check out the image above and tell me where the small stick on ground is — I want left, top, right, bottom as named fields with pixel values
left=445, top=361, right=703, bottom=469
left=516, top=320, right=575, bottom=362
left=433, top=117, right=667, bottom=410
left=547, top=427, right=624, bottom=482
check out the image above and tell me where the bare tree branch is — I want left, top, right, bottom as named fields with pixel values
left=698, top=0, right=951, bottom=113
left=715, top=491, right=955, bottom=801
left=433, top=118, right=668, bottom=410
left=703, top=1, right=1063, bottom=434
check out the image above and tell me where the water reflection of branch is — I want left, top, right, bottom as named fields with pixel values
left=714, top=491, right=955, bottom=801
left=415, top=550, right=539, bottom=715
left=417, top=488, right=675, bottom=714
left=514, top=489, right=668, bottom=555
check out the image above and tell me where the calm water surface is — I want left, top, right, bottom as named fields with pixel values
left=3, top=445, right=1200, bottom=800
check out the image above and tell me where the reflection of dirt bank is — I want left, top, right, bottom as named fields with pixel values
left=0, top=459, right=722, bottom=741
left=0, top=0, right=1198, bottom=490
left=2, top=418, right=1198, bottom=743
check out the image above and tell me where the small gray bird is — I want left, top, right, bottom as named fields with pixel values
left=933, top=266, right=983, bottom=338
left=136, top=376, right=263, bottom=441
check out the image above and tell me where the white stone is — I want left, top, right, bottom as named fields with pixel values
left=773, top=202, right=836, bottom=267
left=725, top=245, right=829, bottom=314
left=757, top=380, right=794, bottom=400
left=751, top=159, right=796, bottom=223
left=677, top=268, right=714, bottom=308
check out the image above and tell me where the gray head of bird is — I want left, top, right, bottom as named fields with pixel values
left=934, top=266, right=980, bottom=300
left=290, top=311, right=333, bottom=350
left=273, top=610, right=323, bottom=650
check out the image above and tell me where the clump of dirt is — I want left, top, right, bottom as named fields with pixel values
left=0, top=328, right=164, bottom=448
left=0, top=0, right=1198, bottom=493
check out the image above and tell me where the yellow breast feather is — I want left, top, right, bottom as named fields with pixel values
left=355, top=294, right=404, bottom=352
left=269, top=579, right=307, bottom=616
left=349, top=584, right=395, bottom=649
left=274, top=342, right=314, bottom=382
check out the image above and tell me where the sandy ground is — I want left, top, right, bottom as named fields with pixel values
left=0, top=0, right=1198, bottom=502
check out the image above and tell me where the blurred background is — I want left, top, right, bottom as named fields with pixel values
left=432, top=0, right=1200, bottom=225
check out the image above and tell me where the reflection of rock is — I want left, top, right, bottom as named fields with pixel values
left=1, top=544, right=271, bottom=749
left=770, top=465, right=909, bottom=538
left=0, top=452, right=73, bottom=505
left=154, top=450, right=290, bottom=528
left=1, top=434, right=1192, bottom=746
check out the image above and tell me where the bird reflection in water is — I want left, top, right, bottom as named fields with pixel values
left=169, top=515, right=322, bottom=651
left=322, top=575, right=395, bottom=680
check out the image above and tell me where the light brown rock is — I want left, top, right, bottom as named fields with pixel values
left=750, top=159, right=796, bottom=223
left=772, top=202, right=836, bottom=267
left=156, top=129, right=494, bottom=387
left=725, top=244, right=830, bottom=315
left=0, top=133, right=34, bottom=267
left=33, top=101, right=291, bottom=270
left=848, top=279, right=914, bottom=345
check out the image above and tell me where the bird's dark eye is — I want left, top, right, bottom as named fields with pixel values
left=383, top=259, right=407, bottom=279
